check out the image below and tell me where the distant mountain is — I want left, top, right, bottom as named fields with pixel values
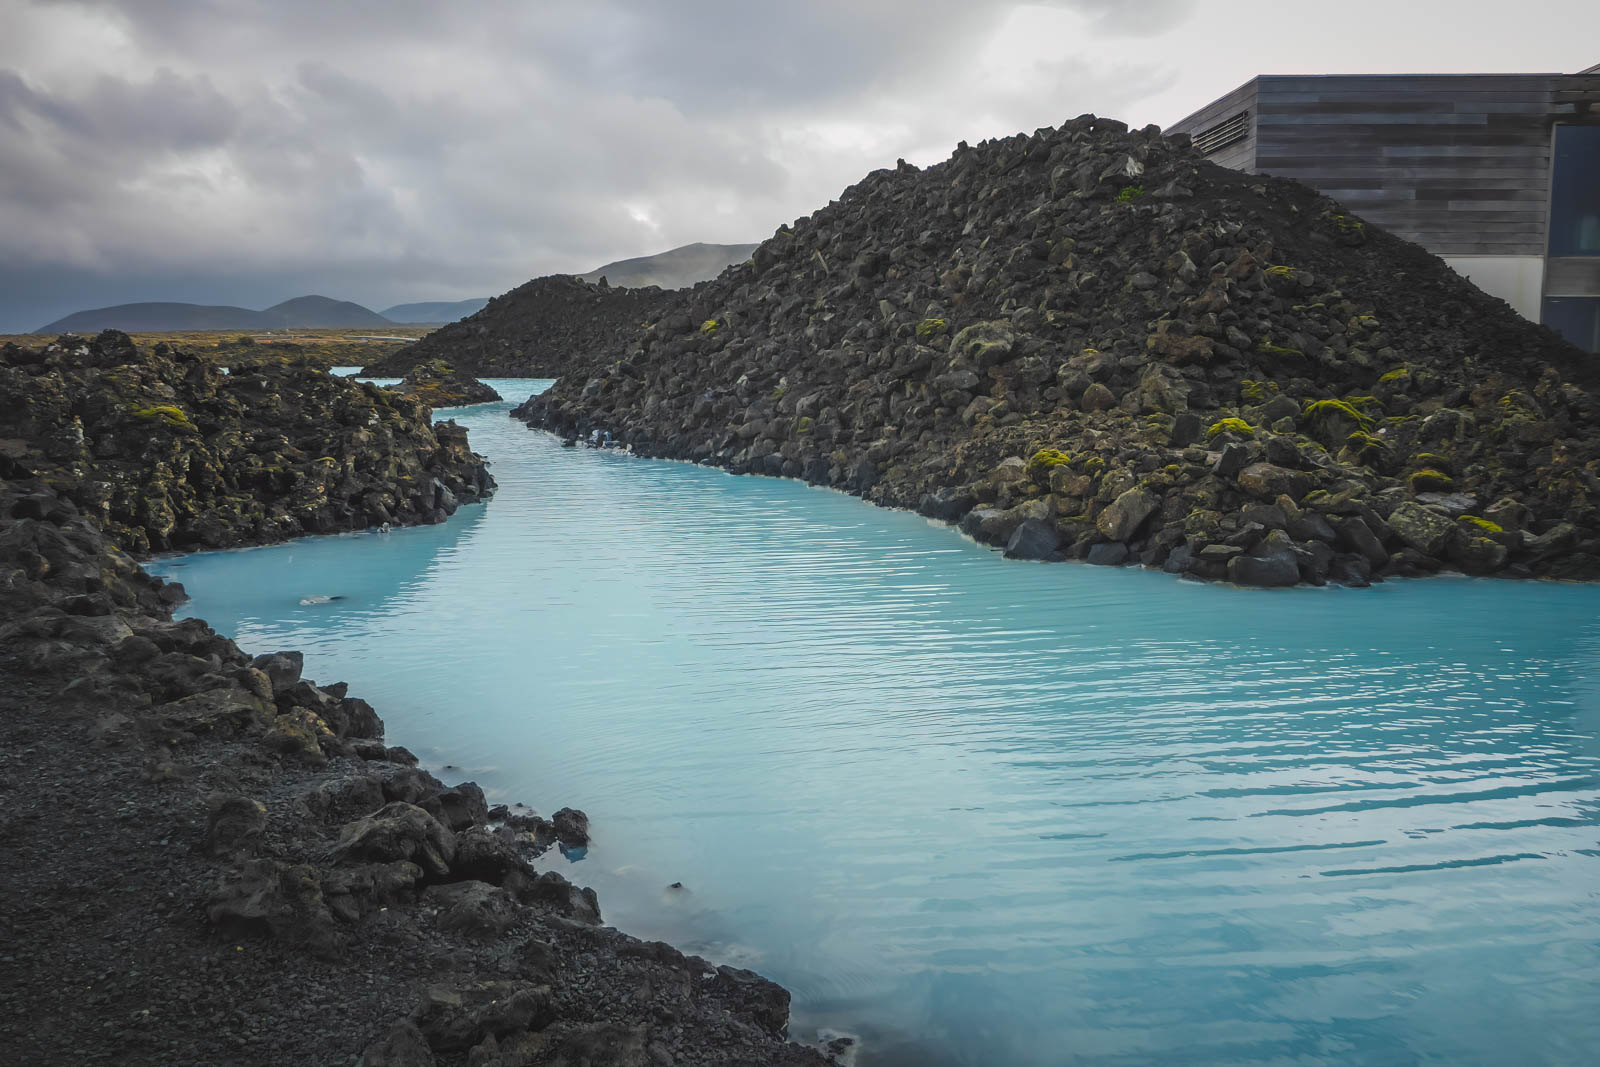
left=578, top=241, right=757, bottom=290
left=381, top=299, right=491, bottom=325
left=261, top=296, right=392, bottom=328
left=37, top=302, right=283, bottom=334
left=37, top=295, right=394, bottom=334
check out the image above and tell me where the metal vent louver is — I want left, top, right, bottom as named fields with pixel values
left=1192, top=110, right=1250, bottom=156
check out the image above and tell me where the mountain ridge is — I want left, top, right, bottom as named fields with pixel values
left=37, top=296, right=394, bottom=334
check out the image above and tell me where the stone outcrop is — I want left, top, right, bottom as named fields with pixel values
left=363, top=275, right=671, bottom=378
left=514, top=114, right=1600, bottom=586
left=0, top=330, right=494, bottom=554
left=393, top=359, right=502, bottom=407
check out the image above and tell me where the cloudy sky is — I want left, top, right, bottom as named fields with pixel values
left=1, top=0, right=1594, bottom=332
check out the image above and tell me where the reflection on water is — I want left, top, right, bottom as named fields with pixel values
left=149, top=381, right=1600, bottom=1067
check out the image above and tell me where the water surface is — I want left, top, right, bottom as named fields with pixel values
left=150, top=381, right=1600, bottom=1066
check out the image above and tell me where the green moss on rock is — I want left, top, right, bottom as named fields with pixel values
left=1206, top=417, right=1255, bottom=441
left=1303, top=398, right=1375, bottom=432
left=1025, top=448, right=1072, bottom=481
left=1408, top=468, right=1455, bottom=493
left=129, top=404, right=194, bottom=430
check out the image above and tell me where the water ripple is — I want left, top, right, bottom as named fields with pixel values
left=149, top=382, right=1600, bottom=1067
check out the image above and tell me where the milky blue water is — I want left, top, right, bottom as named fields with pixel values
left=148, top=379, right=1600, bottom=1067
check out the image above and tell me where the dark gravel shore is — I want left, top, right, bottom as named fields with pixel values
left=0, top=334, right=835, bottom=1067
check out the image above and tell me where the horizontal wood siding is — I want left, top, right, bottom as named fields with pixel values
left=1166, top=80, right=1259, bottom=173
left=1247, top=74, right=1600, bottom=257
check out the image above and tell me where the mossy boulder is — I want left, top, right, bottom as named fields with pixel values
left=395, top=361, right=501, bottom=407
left=948, top=321, right=1014, bottom=369
left=1386, top=501, right=1457, bottom=557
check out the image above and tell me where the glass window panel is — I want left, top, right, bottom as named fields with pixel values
left=1543, top=296, right=1600, bottom=353
left=1549, top=125, right=1600, bottom=257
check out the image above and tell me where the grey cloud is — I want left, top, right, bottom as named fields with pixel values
left=1, top=0, right=1190, bottom=332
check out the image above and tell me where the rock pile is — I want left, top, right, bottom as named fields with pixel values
left=394, top=359, right=503, bottom=407
left=364, top=275, right=672, bottom=379
left=0, top=330, right=494, bottom=554
left=516, top=115, right=1600, bottom=586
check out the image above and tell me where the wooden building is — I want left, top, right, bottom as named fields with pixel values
left=1167, top=65, right=1600, bottom=352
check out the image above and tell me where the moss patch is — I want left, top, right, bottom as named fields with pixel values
left=1240, top=379, right=1278, bottom=403
left=1206, top=417, right=1255, bottom=441
left=129, top=404, right=194, bottom=430
left=1025, top=448, right=1073, bottom=480
left=1257, top=341, right=1305, bottom=360
left=1303, top=398, right=1375, bottom=432
left=1408, top=468, right=1455, bottom=493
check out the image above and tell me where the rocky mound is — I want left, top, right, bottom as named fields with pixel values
left=0, top=481, right=832, bottom=1066
left=517, top=114, right=1600, bottom=586
left=394, top=359, right=503, bottom=407
left=0, top=331, right=494, bottom=555
left=363, top=276, right=672, bottom=378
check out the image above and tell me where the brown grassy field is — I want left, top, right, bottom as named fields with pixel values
left=0, top=327, right=432, bottom=369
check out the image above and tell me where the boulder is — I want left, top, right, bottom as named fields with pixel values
left=439, top=782, right=489, bottom=831
left=359, top=1021, right=438, bottom=1067
left=551, top=807, right=590, bottom=847
left=334, top=802, right=457, bottom=876
left=204, top=794, right=267, bottom=857
left=1228, top=552, right=1300, bottom=588
left=1086, top=542, right=1130, bottom=566
left=251, top=651, right=304, bottom=692
left=528, top=870, right=601, bottom=924
left=1236, top=463, right=1311, bottom=500
left=1004, top=518, right=1063, bottom=561
left=423, top=881, right=522, bottom=939
left=208, top=859, right=344, bottom=959
left=1333, top=516, right=1389, bottom=567
left=1385, top=501, right=1457, bottom=557
left=411, top=981, right=554, bottom=1053
left=1096, top=488, right=1159, bottom=543
left=1080, top=382, right=1117, bottom=412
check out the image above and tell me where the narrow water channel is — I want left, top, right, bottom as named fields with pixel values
left=148, top=379, right=1600, bottom=1066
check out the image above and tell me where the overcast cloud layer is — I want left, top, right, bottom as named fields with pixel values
left=1, top=0, right=1594, bottom=332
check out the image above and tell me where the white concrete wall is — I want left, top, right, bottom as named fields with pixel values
left=1442, top=255, right=1546, bottom=321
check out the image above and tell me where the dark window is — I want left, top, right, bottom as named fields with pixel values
left=1549, top=125, right=1600, bottom=256
left=1192, top=110, right=1250, bottom=156
left=1544, top=297, right=1600, bottom=353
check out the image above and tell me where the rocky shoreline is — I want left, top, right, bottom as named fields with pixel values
left=513, top=115, right=1600, bottom=587
left=0, top=335, right=833, bottom=1065
left=363, top=277, right=672, bottom=380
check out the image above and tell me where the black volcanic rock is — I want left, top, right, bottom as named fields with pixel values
left=0, top=330, right=494, bottom=554
left=515, top=114, right=1600, bottom=586
left=362, top=275, right=669, bottom=378
left=394, top=359, right=502, bottom=407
